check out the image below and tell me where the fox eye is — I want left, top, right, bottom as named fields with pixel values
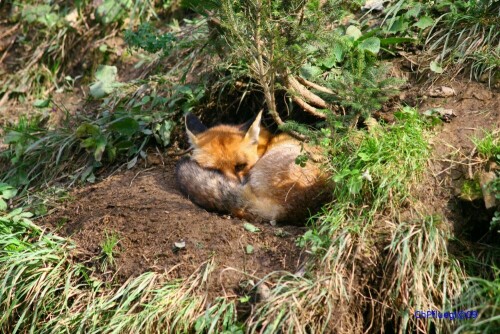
left=235, top=163, right=247, bottom=172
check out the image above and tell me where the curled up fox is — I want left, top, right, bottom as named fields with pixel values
left=175, top=112, right=331, bottom=224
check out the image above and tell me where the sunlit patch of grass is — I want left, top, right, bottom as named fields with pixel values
left=100, top=230, right=120, bottom=271
left=0, top=207, right=239, bottom=333
left=425, top=0, right=500, bottom=83
left=375, top=215, right=464, bottom=333
left=472, top=130, right=500, bottom=159
left=252, top=108, right=440, bottom=332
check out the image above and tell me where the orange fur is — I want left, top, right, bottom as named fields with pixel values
left=186, top=112, right=294, bottom=181
left=178, top=112, right=331, bottom=224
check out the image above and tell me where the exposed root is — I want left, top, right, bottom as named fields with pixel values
left=286, top=75, right=328, bottom=110
left=291, top=95, right=325, bottom=119
left=295, top=76, right=335, bottom=96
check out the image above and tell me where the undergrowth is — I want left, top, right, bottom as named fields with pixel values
left=0, top=82, right=204, bottom=189
left=0, top=0, right=159, bottom=105
left=383, top=0, right=500, bottom=83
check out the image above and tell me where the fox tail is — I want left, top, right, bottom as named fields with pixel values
left=175, top=157, right=245, bottom=214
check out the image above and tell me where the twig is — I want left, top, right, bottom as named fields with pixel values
left=168, top=148, right=193, bottom=157
left=129, top=167, right=156, bottom=187
left=0, top=36, right=16, bottom=65
left=0, top=23, right=20, bottom=39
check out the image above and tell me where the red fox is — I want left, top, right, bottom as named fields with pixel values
left=176, top=112, right=330, bottom=224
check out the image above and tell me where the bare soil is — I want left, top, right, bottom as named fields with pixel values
left=408, top=79, right=500, bottom=243
left=41, top=158, right=306, bottom=297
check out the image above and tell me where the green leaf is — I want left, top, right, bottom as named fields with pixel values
left=33, top=99, right=50, bottom=108
left=246, top=244, right=254, bottom=254
left=332, top=42, right=344, bottom=62
left=349, top=177, right=363, bottom=195
left=388, top=16, right=409, bottom=33
left=379, top=37, right=414, bottom=46
left=89, top=65, right=123, bottom=98
left=346, top=25, right=362, bottom=40
left=94, top=136, right=107, bottom=162
left=76, top=123, right=101, bottom=138
left=299, top=64, right=323, bottom=79
left=243, top=223, right=260, bottom=233
left=406, top=3, right=422, bottom=17
left=414, top=16, right=434, bottom=30
left=357, top=152, right=372, bottom=162
left=0, top=199, right=7, bottom=211
left=80, top=137, right=97, bottom=149
left=109, top=117, right=140, bottom=136
left=153, top=120, right=173, bottom=146
left=430, top=61, right=444, bottom=74
left=127, top=156, right=138, bottom=169
left=321, top=54, right=337, bottom=69
left=358, top=37, right=380, bottom=54
left=106, top=145, right=117, bottom=162
left=1, top=187, right=17, bottom=200
left=94, top=65, right=117, bottom=83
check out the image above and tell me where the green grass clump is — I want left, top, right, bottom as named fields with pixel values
left=100, top=231, right=120, bottom=270
left=473, top=130, right=500, bottom=230
left=377, top=215, right=464, bottom=333
left=473, top=130, right=500, bottom=160
left=455, top=273, right=500, bottom=333
left=0, top=206, right=239, bottom=333
left=253, top=108, right=448, bottom=332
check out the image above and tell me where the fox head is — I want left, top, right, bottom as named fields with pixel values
left=185, top=112, right=263, bottom=182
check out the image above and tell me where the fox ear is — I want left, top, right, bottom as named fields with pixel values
left=243, top=111, right=262, bottom=145
left=185, top=113, right=207, bottom=147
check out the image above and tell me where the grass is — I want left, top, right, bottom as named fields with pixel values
left=0, top=207, right=239, bottom=333
left=100, top=231, right=120, bottom=271
left=381, top=0, right=499, bottom=84
left=0, top=0, right=159, bottom=106
left=243, top=108, right=438, bottom=332
left=473, top=129, right=500, bottom=159
left=0, top=81, right=204, bottom=191
left=425, top=0, right=500, bottom=83
left=455, top=274, right=500, bottom=333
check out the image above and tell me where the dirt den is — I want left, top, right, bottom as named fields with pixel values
left=42, top=158, right=306, bottom=296
left=40, top=77, right=499, bottom=298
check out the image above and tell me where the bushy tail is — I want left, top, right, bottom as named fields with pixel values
left=175, top=157, right=245, bottom=214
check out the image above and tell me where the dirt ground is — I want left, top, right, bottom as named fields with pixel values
left=41, top=157, right=306, bottom=297
left=408, top=79, right=500, bottom=243
left=38, top=76, right=499, bottom=298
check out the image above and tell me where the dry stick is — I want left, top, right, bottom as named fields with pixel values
left=0, top=23, right=20, bottom=39
left=168, top=147, right=193, bottom=157
left=0, top=36, right=16, bottom=65
left=0, top=90, right=10, bottom=108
